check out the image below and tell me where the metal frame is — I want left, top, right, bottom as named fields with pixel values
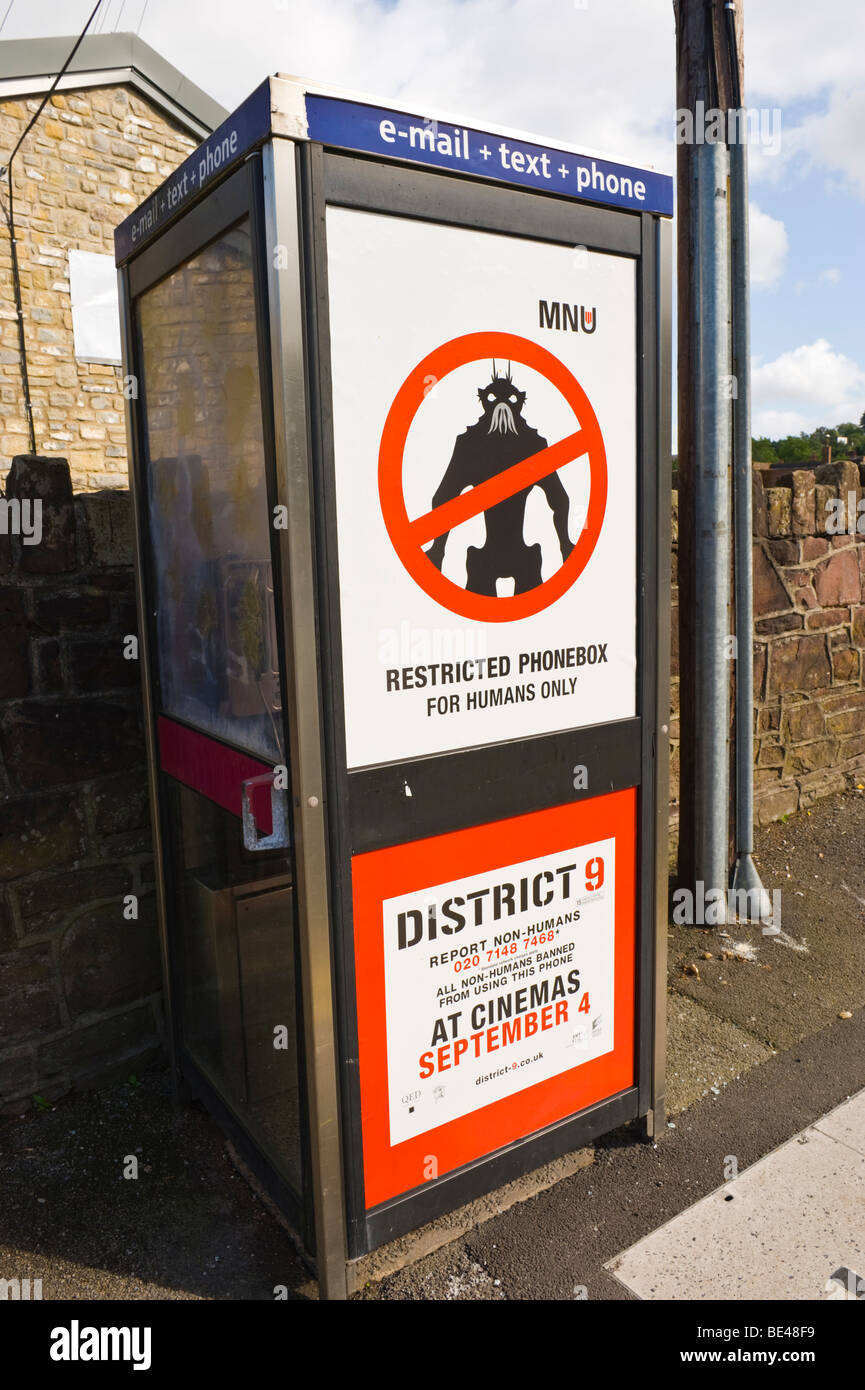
left=118, top=261, right=178, bottom=1101
left=300, top=146, right=671, bottom=1257
left=261, top=139, right=349, bottom=1299
left=119, top=156, right=318, bottom=1262
left=651, top=215, right=673, bottom=1134
left=118, top=123, right=671, bottom=1285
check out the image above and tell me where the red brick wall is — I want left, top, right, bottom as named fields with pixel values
left=669, top=460, right=865, bottom=848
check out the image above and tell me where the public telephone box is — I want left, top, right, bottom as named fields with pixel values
left=115, top=76, right=672, bottom=1299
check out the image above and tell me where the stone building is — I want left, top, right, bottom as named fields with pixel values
left=0, top=36, right=226, bottom=1108
left=0, top=33, right=226, bottom=491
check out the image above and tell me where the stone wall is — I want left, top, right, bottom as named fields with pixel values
left=669, top=461, right=865, bottom=846
left=0, top=84, right=196, bottom=491
left=0, top=455, right=160, bottom=1112
left=4, top=452, right=865, bottom=1108
left=753, top=459, right=865, bottom=819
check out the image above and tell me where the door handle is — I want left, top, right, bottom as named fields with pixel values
left=241, top=773, right=290, bottom=851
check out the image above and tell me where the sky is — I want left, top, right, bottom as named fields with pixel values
left=6, top=0, right=865, bottom=440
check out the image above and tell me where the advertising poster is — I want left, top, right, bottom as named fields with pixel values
left=326, top=207, right=637, bottom=769
left=352, top=791, right=636, bottom=1208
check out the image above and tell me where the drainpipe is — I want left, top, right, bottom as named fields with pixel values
left=726, top=3, right=771, bottom=919
left=728, top=132, right=770, bottom=917
left=694, top=137, right=731, bottom=902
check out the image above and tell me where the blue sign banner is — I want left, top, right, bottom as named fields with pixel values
left=116, top=80, right=674, bottom=264
left=305, top=95, right=673, bottom=218
left=114, top=80, right=273, bottom=262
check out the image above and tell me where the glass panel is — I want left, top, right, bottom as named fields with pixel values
left=134, top=215, right=304, bottom=1203
left=137, top=220, right=282, bottom=763
left=169, top=781, right=303, bottom=1197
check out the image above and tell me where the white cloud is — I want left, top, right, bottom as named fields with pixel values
left=751, top=338, right=865, bottom=434
left=753, top=338, right=865, bottom=405
left=794, top=266, right=841, bottom=294
left=749, top=204, right=788, bottom=289
left=796, top=85, right=865, bottom=198
left=703, top=2, right=865, bottom=200
left=7, top=0, right=865, bottom=185
left=8, top=0, right=865, bottom=203
left=4, top=0, right=679, bottom=174
left=745, top=0, right=865, bottom=105
left=262, top=0, right=679, bottom=174
left=749, top=82, right=865, bottom=201
left=10, top=0, right=865, bottom=457
left=751, top=408, right=811, bottom=439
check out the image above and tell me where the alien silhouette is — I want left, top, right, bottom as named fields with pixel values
left=425, top=364, right=573, bottom=595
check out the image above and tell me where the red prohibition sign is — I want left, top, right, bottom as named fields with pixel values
left=378, top=331, right=607, bottom=623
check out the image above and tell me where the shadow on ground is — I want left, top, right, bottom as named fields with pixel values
left=665, top=787, right=865, bottom=1112
left=0, top=1070, right=313, bottom=1300
left=2, top=789, right=862, bottom=1299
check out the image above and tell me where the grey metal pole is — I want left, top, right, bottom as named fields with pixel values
left=728, top=124, right=771, bottom=918
left=694, top=137, right=731, bottom=900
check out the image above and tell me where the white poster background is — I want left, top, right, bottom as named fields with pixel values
left=383, top=837, right=615, bottom=1145
left=68, top=249, right=122, bottom=364
left=326, top=208, right=637, bottom=768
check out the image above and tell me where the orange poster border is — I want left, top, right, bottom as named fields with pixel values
left=351, top=789, right=637, bottom=1210
left=377, top=331, right=608, bottom=624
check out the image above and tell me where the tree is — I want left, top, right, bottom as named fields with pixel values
left=839, top=429, right=865, bottom=456
left=775, top=435, right=814, bottom=464
left=753, top=416, right=865, bottom=464
left=751, top=437, right=777, bottom=463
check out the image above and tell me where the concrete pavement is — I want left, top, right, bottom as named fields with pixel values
left=607, top=1088, right=865, bottom=1301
